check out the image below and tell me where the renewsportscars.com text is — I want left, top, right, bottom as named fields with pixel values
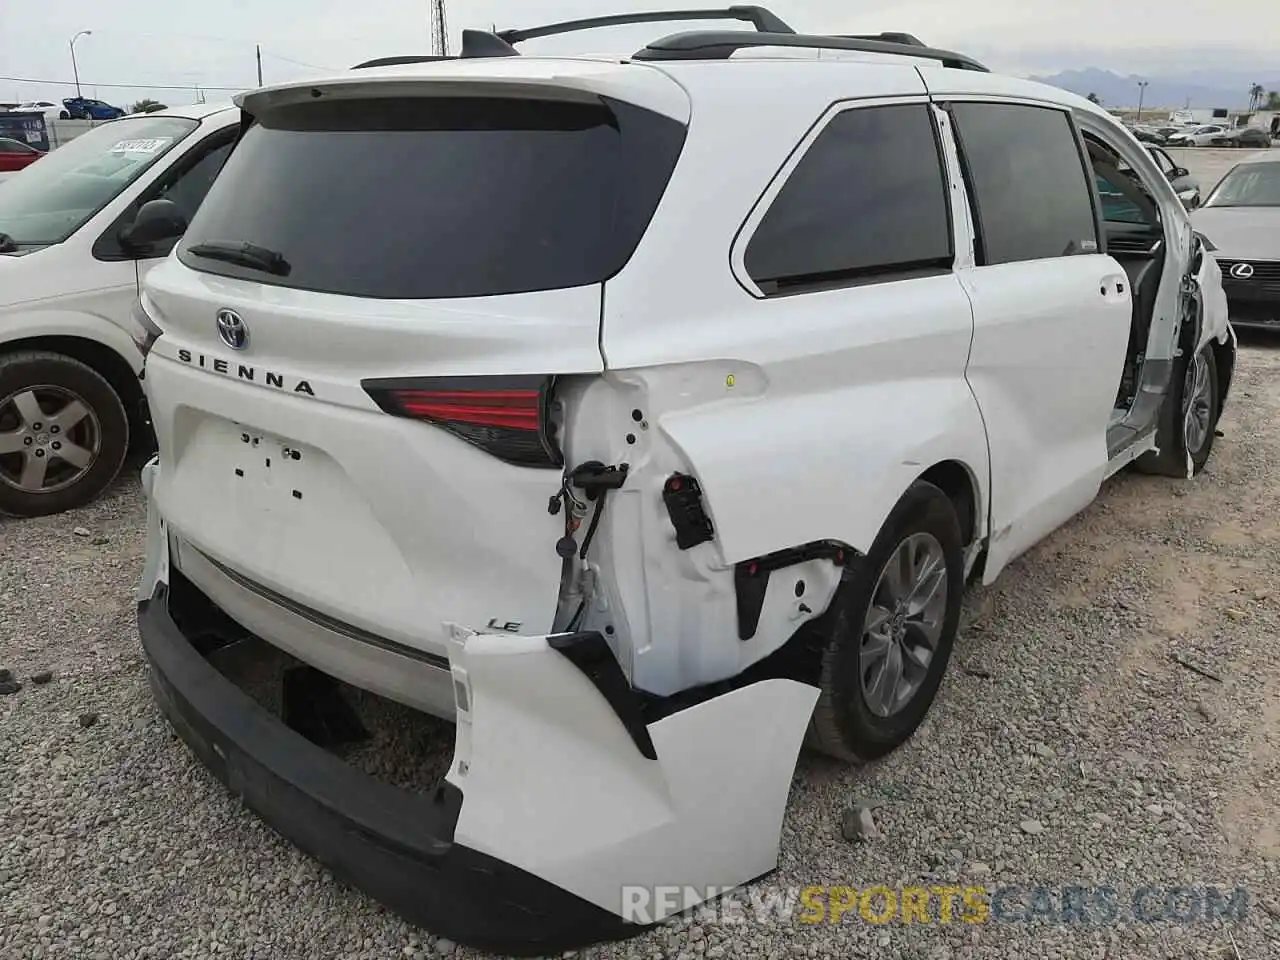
left=620, top=884, right=1251, bottom=926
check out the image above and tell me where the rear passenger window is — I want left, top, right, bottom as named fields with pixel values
left=949, top=102, right=1098, bottom=265
left=743, top=104, right=952, bottom=295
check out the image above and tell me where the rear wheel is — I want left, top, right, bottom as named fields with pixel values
left=58, top=110, right=70, bottom=120
left=0, top=352, right=130, bottom=517
left=1135, top=343, right=1220, bottom=477
left=806, top=481, right=964, bottom=763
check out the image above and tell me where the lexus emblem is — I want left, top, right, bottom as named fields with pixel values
left=216, top=309, right=249, bottom=350
left=1230, top=262, right=1255, bottom=280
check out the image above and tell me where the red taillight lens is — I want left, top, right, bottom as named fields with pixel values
left=363, top=375, right=562, bottom=469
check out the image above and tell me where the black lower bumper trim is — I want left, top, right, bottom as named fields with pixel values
left=1226, top=292, right=1280, bottom=327
left=138, top=585, right=646, bottom=956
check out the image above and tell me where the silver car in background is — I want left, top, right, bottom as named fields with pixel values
left=1192, top=151, right=1280, bottom=328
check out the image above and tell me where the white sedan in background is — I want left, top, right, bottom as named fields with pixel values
left=10, top=100, right=70, bottom=121
left=1167, top=124, right=1228, bottom=147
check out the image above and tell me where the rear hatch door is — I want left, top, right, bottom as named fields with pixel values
left=142, top=70, right=688, bottom=656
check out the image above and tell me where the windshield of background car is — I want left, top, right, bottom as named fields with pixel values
left=1204, top=163, right=1280, bottom=208
left=0, top=115, right=198, bottom=247
left=178, top=95, right=687, bottom=299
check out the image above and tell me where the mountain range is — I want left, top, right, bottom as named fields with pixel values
left=1028, top=68, right=1280, bottom=112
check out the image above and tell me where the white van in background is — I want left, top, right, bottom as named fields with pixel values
left=0, top=102, right=238, bottom=517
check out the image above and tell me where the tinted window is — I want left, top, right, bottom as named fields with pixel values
left=161, top=140, right=233, bottom=223
left=950, top=103, right=1097, bottom=264
left=743, top=104, right=952, bottom=294
left=179, top=97, right=686, bottom=299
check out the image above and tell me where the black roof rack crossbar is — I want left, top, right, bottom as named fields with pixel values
left=351, top=55, right=456, bottom=69
left=631, top=31, right=989, bottom=71
left=494, top=6, right=795, bottom=46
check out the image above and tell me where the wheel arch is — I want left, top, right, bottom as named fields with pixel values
left=0, top=334, right=149, bottom=451
left=917, top=459, right=982, bottom=549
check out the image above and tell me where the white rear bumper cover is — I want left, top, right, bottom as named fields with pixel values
left=136, top=458, right=817, bottom=953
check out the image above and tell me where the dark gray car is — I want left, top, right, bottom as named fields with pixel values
left=1191, top=152, right=1280, bottom=328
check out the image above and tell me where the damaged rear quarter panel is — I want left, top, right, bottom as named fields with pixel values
left=656, top=367, right=989, bottom=565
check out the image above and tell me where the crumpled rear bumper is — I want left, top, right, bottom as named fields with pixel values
left=137, top=587, right=639, bottom=954
left=136, top=457, right=818, bottom=955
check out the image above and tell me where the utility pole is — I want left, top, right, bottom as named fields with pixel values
left=256, top=44, right=264, bottom=86
left=430, top=0, right=449, bottom=57
left=1136, top=80, right=1149, bottom=122
left=69, top=30, right=92, bottom=98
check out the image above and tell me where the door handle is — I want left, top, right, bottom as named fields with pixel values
left=1100, top=275, right=1129, bottom=299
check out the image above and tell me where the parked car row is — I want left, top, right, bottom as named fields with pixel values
left=3, top=97, right=126, bottom=121
left=1208, top=127, right=1273, bottom=148
left=1134, top=120, right=1275, bottom=148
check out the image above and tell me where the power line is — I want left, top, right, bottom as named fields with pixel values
left=0, top=75, right=246, bottom=92
left=260, top=52, right=335, bottom=72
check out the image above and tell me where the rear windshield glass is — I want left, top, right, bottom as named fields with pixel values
left=178, top=95, right=687, bottom=299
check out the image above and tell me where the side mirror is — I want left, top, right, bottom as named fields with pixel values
left=120, top=198, right=188, bottom=251
left=1178, top=188, right=1201, bottom=210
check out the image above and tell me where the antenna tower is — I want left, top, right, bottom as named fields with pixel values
left=430, top=0, right=449, bottom=56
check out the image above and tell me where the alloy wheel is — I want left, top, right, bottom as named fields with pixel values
left=0, top=385, right=102, bottom=495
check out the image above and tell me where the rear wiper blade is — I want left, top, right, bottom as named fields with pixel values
left=186, top=240, right=291, bottom=276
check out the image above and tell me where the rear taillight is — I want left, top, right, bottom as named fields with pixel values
left=363, top=375, right=563, bottom=469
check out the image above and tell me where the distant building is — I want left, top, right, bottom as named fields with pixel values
left=1168, top=108, right=1231, bottom=125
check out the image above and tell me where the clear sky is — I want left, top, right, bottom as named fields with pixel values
left=2, top=0, right=1275, bottom=108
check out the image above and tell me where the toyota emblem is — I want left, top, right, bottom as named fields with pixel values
left=1230, top=262, right=1255, bottom=280
left=216, top=309, right=249, bottom=350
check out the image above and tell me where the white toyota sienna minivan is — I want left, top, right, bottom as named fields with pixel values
left=131, top=9, right=1236, bottom=955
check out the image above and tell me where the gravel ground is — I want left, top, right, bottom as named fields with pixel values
left=4, top=340, right=1280, bottom=960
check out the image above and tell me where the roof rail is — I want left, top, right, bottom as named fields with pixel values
left=351, top=55, right=456, bottom=69
left=840, top=32, right=928, bottom=47
left=494, top=6, right=795, bottom=45
left=449, top=6, right=795, bottom=59
left=630, top=31, right=989, bottom=71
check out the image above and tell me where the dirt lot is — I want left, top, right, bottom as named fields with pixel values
left=2, top=174, right=1279, bottom=956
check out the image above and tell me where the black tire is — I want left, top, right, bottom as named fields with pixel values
left=805, top=480, right=965, bottom=763
left=1134, top=343, right=1220, bottom=478
left=58, top=110, right=70, bottom=120
left=0, top=351, right=130, bottom=518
